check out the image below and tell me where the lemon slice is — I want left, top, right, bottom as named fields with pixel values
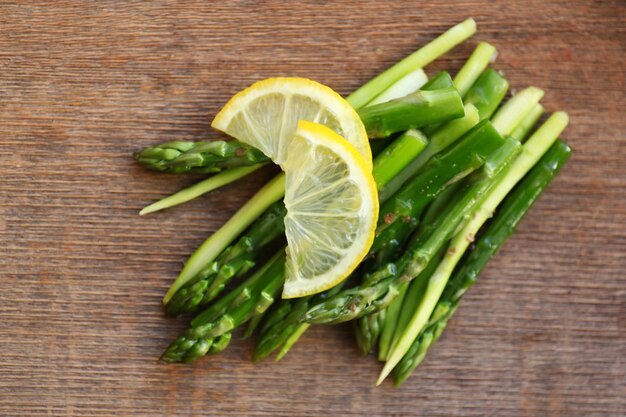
left=281, top=121, right=378, bottom=298
left=211, top=77, right=372, bottom=168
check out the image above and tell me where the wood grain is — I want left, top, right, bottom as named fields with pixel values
left=0, top=1, right=624, bottom=416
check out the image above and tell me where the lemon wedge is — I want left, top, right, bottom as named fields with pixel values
left=281, top=121, right=378, bottom=298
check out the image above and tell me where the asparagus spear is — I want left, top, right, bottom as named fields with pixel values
left=347, top=18, right=476, bottom=109
left=463, top=68, right=510, bottom=122
left=510, top=103, right=544, bottom=142
left=394, top=139, right=572, bottom=386
left=358, top=87, right=465, bottom=139
left=379, top=112, right=569, bottom=384
left=139, top=165, right=266, bottom=216
left=453, top=42, right=497, bottom=98
left=374, top=282, right=409, bottom=359
left=371, top=130, right=428, bottom=195
left=161, top=251, right=286, bottom=363
left=354, top=309, right=387, bottom=355
left=492, top=86, right=544, bottom=135
left=135, top=140, right=270, bottom=173
left=380, top=248, right=444, bottom=360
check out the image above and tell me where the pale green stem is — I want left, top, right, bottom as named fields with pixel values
left=140, top=165, right=266, bottom=216
left=367, top=69, right=428, bottom=106
left=510, top=103, right=544, bottom=142
left=453, top=42, right=497, bottom=98
left=491, top=87, right=544, bottom=135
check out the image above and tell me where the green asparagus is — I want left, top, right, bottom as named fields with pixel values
left=135, top=140, right=270, bottom=173
left=162, top=251, right=286, bottom=363
left=453, top=42, right=497, bottom=98
left=379, top=112, right=569, bottom=383
left=393, top=139, right=571, bottom=385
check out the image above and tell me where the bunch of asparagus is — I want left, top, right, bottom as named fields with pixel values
left=136, top=18, right=571, bottom=385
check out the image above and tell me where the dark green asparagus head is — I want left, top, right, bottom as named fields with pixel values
left=302, top=278, right=400, bottom=324
left=134, top=140, right=269, bottom=173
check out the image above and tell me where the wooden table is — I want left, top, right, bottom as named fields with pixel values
left=1, top=2, right=624, bottom=416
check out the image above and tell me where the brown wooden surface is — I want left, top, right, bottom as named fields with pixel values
left=0, top=1, right=624, bottom=416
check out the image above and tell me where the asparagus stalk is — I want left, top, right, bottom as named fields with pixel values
left=165, top=201, right=287, bottom=315
left=491, top=87, right=544, bottom=135
left=140, top=165, right=265, bottom=215
left=354, top=309, right=387, bottom=355
left=134, top=140, right=270, bottom=173
left=358, top=87, right=465, bottom=138
left=380, top=112, right=569, bottom=384
left=382, top=248, right=444, bottom=360
left=302, top=121, right=508, bottom=324
left=375, top=282, right=409, bottom=360
left=367, top=69, right=428, bottom=106
left=379, top=67, right=509, bottom=201
left=161, top=251, right=286, bottom=363
left=463, top=68, right=510, bottom=122
left=371, top=130, right=428, bottom=190
left=394, top=139, right=572, bottom=386
left=453, top=42, right=497, bottom=98
left=163, top=173, right=286, bottom=303
left=510, top=103, right=544, bottom=142
left=346, top=18, right=476, bottom=109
